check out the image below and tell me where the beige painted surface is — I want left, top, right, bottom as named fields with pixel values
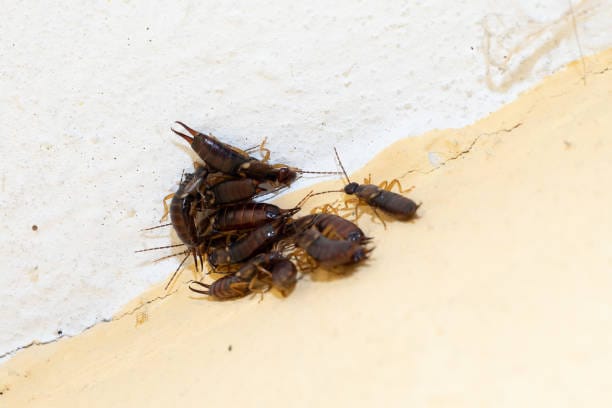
left=1, top=50, right=611, bottom=407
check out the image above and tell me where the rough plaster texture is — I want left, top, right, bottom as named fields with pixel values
left=1, top=51, right=611, bottom=406
left=1, top=1, right=610, bottom=360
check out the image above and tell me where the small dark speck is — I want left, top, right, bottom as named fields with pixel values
left=113, top=157, right=117, bottom=160
left=146, top=27, right=150, bottom=30
left=228, top=345, right=232, bottom=351
left=563, top=140, right=572, bottom=149
left=32, top=225, right=38, bottom=231
left=470, top=46, right=474, bottom=50
left=57, top=330, right=63, bottom=336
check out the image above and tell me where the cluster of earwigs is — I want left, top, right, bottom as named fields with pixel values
left=138, top=122, right=420, bottom=301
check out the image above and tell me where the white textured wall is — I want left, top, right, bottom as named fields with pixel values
left=1, top=0, right=610, bottom=360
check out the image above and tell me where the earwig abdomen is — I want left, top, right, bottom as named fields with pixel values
left=208, top=179, right=261, bottom=205
left=170, top=176, right=200, bottom=247
left=353, top=185, right=419, bottom=220
left=208, top=222, right=284, bottom=267
left=190, top=277, right=251, bottom=299
left=298, top=214, right=369, bottom=243
left=270, top=259, right=298, bottom=297
left=191, top=135, right=250, bottom=174
left=212, top=203, right=285, bottom=232
left=295, top=227, right=369, bottom=267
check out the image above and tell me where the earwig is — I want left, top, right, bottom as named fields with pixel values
left=295, top=226, right=371, bottom=267
left=293, top=214, right=371, bottom=244
left=173, top=122, right=341, bottom=187
left=237, top=160, right=342, bottom=187
left=189, top=252, right=287, bottom=300
left=205, top=178, right=265, bottom=206
left=189, top=274, right=251, bottom=300
left=210, top=202, right=301, bottom=232
left=159, top=174, right=206, bottom=288
left=333, top=147, right=420, bottom=223
left=206, top=220, right=287, bottom=267
left=173, top=121, right=252, bottom=174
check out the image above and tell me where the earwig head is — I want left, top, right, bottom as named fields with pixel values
left=344, top=182, right=359, bottom=194
left=277, top=166, right=298, bottom=185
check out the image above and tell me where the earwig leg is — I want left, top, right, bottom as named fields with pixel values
left=371, top=207, right=387, bottom=230
left=364, top=173, right=373, bottom=185
left=311, top=202, right=341, bottom=215
left=255, top=265, right=273, bottom=280
left=248, top=278, right=270, bottom=302
left=160, top=193, right=175, bottom=222
left=379, top=178, right=414, bottom=194
left=338, top=198, right=361, bottom=221
left=258, top=137, right=271, bottom=162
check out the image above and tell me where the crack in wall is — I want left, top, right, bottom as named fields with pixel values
left=0, top=288, right=179, bottom=362
left=400, top=122, right=523, bottom=179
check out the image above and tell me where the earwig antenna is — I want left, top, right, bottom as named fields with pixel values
left=165, top=251, right=191, bottom=290
left=308, top=189, right=344, bottom=198
left=297, top=170, right=343, bottom=175
left=153, top=250, right=189, bottom=263
left=140, top=223, right=172, bottom=232
left=134, top=243, right=185, bottom=253
left=294, top=190, right=315, bottom=209
left=333, top=147, right=351, bottom=183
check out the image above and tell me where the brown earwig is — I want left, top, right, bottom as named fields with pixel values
left=136, top=171, right=205, bottom=289
left=333, top=147, right=420, bottom=225
left=210, top=202, right=301, bottom=232
left=204, top=178, right=265, bottom=206
left=173, top=121, right=341, bottom=186
left=293, top=214, right=371, bottom=244
left=294, top=226, right=371, bottom=267
left=206, top=220, right=287, bottom=267
left=189, top=251, right=287, bottom=300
